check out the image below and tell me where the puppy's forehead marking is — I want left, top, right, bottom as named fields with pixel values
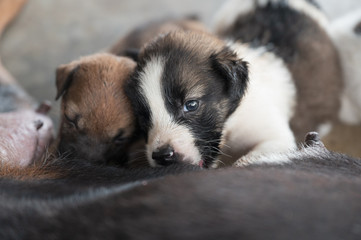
left=138, top=57, right=202, bottom=166
left=140, top=57, right=172, bottom=124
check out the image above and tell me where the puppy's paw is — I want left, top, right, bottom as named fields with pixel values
left=233, top=156, right=252, bottom=168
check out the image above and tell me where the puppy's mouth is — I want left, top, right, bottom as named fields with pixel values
left=198, top=160, right=205, bottom=168
left=198, top=158, right=218, bottom=169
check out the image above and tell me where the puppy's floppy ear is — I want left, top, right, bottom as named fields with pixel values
left=55, top=63, right=79, bottom=100
left=211, top=47, right=249, bottom=107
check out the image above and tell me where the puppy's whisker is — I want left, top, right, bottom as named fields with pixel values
left=195, top=138, right=222, bottom=145
left=128, top=150, right=147, bottom=158
left=217, top=150, right=232, bottom=158
left=220, top=143, right=231, bottom=149
left=216, top=159, right=226, bottom=167
left=130, top=156, right=147, bottom=163
left=130, top=149, right=147, bottom=154
left=128, top=153, right=147, bottom=161
left=203, top=146, right=233, bottom=159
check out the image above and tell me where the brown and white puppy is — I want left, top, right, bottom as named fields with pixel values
left=109, top=16, right=208, bottom=59
left=330, top=9, right=361, bottom=124
left=126, top=0, right=342, bottom=168
left=54, top=53, right=136, bottom=165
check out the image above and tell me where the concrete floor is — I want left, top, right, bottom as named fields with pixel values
left=1, top=0, right=361, bottom=157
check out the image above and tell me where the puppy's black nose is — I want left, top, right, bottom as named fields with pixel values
left=152, top=145, right=176, bottom=166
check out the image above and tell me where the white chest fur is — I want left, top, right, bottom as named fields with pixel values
left=220, top=43, right=297, bottom=165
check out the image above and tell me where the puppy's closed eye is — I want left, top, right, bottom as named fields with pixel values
left=64, top=114, right=80, bottom=129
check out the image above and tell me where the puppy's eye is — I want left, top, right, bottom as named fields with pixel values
left=183, top=100, right=199, bottom=112
left=64, top=114, right=78, bottom=129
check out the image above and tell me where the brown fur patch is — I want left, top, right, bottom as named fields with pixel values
left=53, top=53, right=137, bottom=163
left=59, top=54, right=135, bottom=138
left=109, top=17, right=208, bottom=56
left=289, top=24, right=343, bottom=141
left=140, top=30, right=226, bottom=63
left=0, top=161, right=63, bottom=180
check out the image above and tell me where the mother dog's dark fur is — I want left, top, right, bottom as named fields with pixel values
left=1, top=134, right=361, bottom=240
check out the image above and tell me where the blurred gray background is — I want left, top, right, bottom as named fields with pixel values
left=1, top=0, right=361, bottom=155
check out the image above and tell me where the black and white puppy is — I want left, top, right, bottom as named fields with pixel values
left=126, top=0, right=342, bottom=168
left=127, top=30, right=249, bottom=168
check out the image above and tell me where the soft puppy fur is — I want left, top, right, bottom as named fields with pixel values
left=127, top=30, right=249, bottom=167
left=54, top=53, right=136, bottom=165
left=109, top=16, right=208, bottom=59
left=214, top=0, right=343, bottom=142
left=330, top=9, right=361, bottom=124
left=1, top=134, right=361, bottom=240
left=126, top=0, right=342, bottom=168
left=53, top=17, right=208, bottom=166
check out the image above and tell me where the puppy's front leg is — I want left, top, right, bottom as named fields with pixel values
left=233, top=132, right=327, bottom=168
left=233, top=138, right=297, bottom=167
left=223, top=111, right=297, bottom=167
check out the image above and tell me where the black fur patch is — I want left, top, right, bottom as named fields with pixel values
left=125, top=68, right=152, bottom=141
left=210, top=47, right=248, bottom=114
left=57, top=134, right=132, bottom=166
left=219, top=1, right=321, bottom=62
left=1, top=147, right=361, bottom=239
